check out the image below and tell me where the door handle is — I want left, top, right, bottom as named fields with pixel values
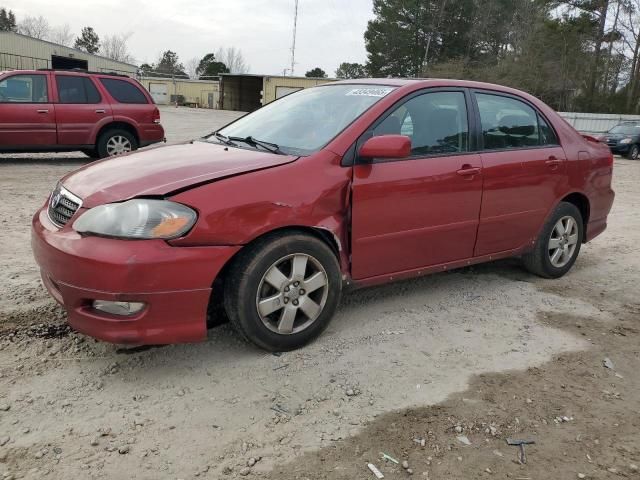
left=456, top=166, right=481, bottom=176
left=36, top=109, right=49, bottom=113
left=95, top=109, right=106, bottom=114
left=545, top=156, right=562, bottom=169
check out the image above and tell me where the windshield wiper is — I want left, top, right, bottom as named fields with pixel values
left=227, top=135, right=284, bottom=155
left=212, top=132, right=238, bottom=146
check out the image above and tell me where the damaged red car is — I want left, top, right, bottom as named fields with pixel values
left=31, top=79, right=615, bottom=351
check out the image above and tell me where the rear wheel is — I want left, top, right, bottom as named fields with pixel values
left=626, top=144, right=640, bottom=160
left=224, top=232, right=342, bottom=351
left=96, top=129, right=137, bottom=159
left=522, top=202, right=584, bottom=279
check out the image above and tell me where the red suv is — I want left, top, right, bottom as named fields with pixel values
left=31, top=79, right=615, bottom=351
left=0, top=69, right=164, bottom=158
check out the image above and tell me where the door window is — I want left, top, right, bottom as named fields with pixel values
left=0, top=74, right=48, bottom=103
left=373, top=91, right=469, bottom=156
left=99, top=78, right=148, bottom=104
left=56, top=76, right=101, bottom=103
left=476, top=93, right=558, bottom=149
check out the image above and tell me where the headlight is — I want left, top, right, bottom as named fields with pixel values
left=620, top=138, right=633, bottom=144
left=73, top=199, right=197, bottom=239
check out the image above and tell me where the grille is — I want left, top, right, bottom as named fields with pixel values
left=47, top=186, right=82, bottom=227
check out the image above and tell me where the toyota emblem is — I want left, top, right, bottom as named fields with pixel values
left=51, top=192, right=61, bottom=209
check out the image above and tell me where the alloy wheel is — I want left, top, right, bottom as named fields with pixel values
left=256, top=253, right=329, bottom=335
left=106, top=135, right=132, bottom=156
left=548, top=215, right=579, bottom=268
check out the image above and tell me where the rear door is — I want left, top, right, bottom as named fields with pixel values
left=54, top=74, right=112, bottom=146
left=350, top=89, right=483, bottom=280
left=0, top=73, right=56, bottom=147
left=472, top=91, right=567, bottom=256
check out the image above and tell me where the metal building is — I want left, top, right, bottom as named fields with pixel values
left=138, top=76, right=220, bottom=108
left=0, top=31, right=137, bottom=76
left=219, top=73, right=335, bottom=111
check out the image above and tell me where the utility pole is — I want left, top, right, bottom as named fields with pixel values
left=290, top=0, right=299, bottom=76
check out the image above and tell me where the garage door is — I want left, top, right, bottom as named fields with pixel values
left=149, top=83, right=168, bottom=105
left=275, top=86, right=302, bottom=100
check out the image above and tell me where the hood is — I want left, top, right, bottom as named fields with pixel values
left=61, top=141, right=298, bottom=207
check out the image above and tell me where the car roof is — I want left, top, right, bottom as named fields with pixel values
left=0, top=69, right=131, bottom=78
left=328, top=77, right=541, bottom=98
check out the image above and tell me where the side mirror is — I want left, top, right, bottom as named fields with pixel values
left=358, top=135, right=411, bottom=160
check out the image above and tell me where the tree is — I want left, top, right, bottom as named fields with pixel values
left=139, top=63, right=155, bottom=76
left=196, top=53, right=229, bottom=78
left=305, top=67, right=327, bottom=78
left=18, top=15, right=49, bottom=39
left=215, top=47, right=249, bottom=73
left=0, top=7, right=16, bottom=32
left=48, top=24, right=74, bottom=47
left=185, top=57, right=200, bottom=79
left=155, top=50, right=187, bottom=76
left=74, top=27, right=100, bottom=54
left=335, top=62, right=367, bottom=79
left=101, top=32, right=133, bottom=63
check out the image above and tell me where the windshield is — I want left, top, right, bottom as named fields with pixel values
left=609, top=124, right=640, bottom=135
left=212, top=84, right=396, bottom=155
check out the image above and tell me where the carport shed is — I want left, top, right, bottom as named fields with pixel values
left=0, top=31, right=137, bottom=76
left=219, top=74, right=335, bottom=111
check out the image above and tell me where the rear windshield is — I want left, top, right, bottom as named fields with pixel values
left=100, top=78, right=148, bottom=104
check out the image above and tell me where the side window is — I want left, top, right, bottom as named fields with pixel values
left=373, top=91, right=469, bottom=156
left=538, top=114, right=559, bottom=145
left=56, top=76, right=101, bottom=104
left=100, top=78, right=148, bottom=104
left=0, top=74, right=48, bottom=103
left=476, top=93, right=541, bottom=150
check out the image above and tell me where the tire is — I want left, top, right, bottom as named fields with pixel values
left=96, top=129, right=138, bottom=159
left=522, top=202, right=584, bottom=279
left=224, top=232, right=342, bottom=352
left=81, top=148, right=99, bottom=159
left=626, top=144, right=640, bottom=160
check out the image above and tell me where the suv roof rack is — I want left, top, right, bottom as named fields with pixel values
left=36, top=68, right=131, bottom=78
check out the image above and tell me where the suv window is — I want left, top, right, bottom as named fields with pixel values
left=100, top=78, right=148, bottom=104
left=0, top=74, right=48, bottom=103
left=56, top=76, right=101, bottom=103
left=476, top=93, right=557, bottom=149
left=373, top=91, right=469, bottom=156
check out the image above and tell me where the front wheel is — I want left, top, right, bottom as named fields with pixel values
left=626, top=144, right=640, bottom=160
left=224, top=232, right=342, bottom=351
left=522, top=202, right=584, bottom=279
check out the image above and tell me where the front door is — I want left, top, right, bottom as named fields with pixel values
left=54, top=74, right=112, bottom=146
left=351, top=90, right=483, bottom=280
left=0, top=73, right=56, bottom=147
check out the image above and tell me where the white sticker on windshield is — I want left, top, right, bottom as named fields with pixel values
left=346, top=87, right=394, bottom=97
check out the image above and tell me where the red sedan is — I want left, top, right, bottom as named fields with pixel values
left=31, top=79, right=615, bottom=351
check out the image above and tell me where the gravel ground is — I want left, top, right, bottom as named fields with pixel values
left=0, top=108, right=638, bottom=479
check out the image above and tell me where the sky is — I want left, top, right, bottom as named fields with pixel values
left=5, top=0, right=375, bottom=76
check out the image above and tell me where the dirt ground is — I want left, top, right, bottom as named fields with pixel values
left=0, top=108, right=638, bottom=479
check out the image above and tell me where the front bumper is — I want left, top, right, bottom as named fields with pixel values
left=31, top=208, right=239, bottom=344
left=607, top=143, right=630, bottom=154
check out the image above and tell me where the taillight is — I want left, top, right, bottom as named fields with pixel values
left=152, top=107, right=161, bottom=124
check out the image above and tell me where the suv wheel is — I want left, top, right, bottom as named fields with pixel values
left=522, top=202, right=584, bottom=279
left=626, top=144, right=639, bottom=160
left=96, top=129, right=137, bottom=158
left=224, top=232, right=342, bottom=351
